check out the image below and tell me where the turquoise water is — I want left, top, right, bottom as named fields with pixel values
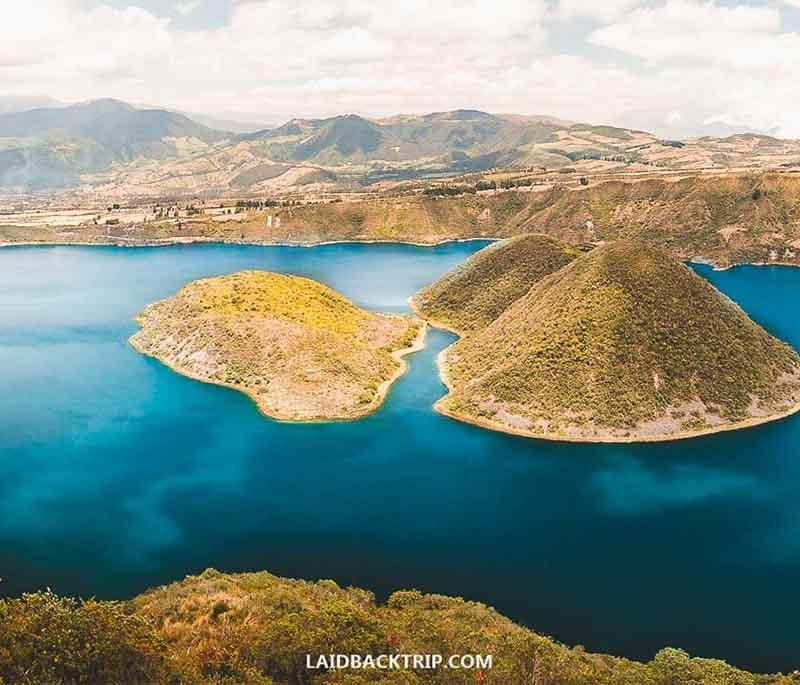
left=1, top=244, right=800, bottom=672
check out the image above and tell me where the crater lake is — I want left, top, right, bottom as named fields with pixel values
left=1, top=242, right=799, bottom=672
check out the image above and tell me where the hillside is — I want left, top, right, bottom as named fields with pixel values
left=411, top=234, right=580, bottom=332
left=499, top=173, right=800, bottom=267
left=1, top=567, right=798, bottom=684
left=0, top=99, right=228, bottom=190
left=237, top=172, right=800, bottom=267
left=436, top=241, right=800, bottom=442
left=243, top=109, right=514, bottom=168
left=130, top=271, right=422, bottom=421
left=5, top=172, right=800, bottom=270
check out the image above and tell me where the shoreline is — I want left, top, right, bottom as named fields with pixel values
left=433, top=341, right=800, bottom=443
left=3, top=235, right=799, bottom=272
left=689, top=256, right=800, bottom=272
left=0, top=235, right=500, bottom=250
left=129, top=317, right=427, bottom=424
left=433, top=345, right=800, bottom=445
left=406, top=295, right=465, bottom=336
left=409, top=300, right=800, bottom=444
left=435, top=396, right=800, bottom=445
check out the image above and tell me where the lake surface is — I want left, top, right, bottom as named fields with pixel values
left=1, top=243, right=799, bottom=673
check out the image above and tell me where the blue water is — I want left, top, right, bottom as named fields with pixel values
left=1, top=245, right=799, bottom=673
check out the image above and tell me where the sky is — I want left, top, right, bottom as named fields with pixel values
left=3, top=0, right=800, bottom=137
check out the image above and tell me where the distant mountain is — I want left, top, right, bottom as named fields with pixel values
left=613, top=108, right=772, bottom=140
left=0, top=99, right=229, bottom=190
left=246, top=114, right=386, bottom=162
left=242, top=109, right=559, bottom=169
left=236, top=109, right=738, bottom=178
left=128, top=101, right=278, bottom=134
left=3, top=102, right=800, bottom=194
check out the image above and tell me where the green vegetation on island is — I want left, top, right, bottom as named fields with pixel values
left=411, top=234, right=579, bottom=332
left=434, top=240, right=800, bottom=442
left=130, top=271, right=423, bottom=421
left=1, top=568, right=799, bottom=685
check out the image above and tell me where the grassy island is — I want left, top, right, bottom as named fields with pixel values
left=130, top=271, right=423, bottom=421
left=411, top=233, right=580, bottom=333
left=420, top=239, right=800, bottom=442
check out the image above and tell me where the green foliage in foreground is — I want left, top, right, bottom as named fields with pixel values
left=412, top=234, right=579, bottom=332
left=0, top=591, right=177, bottom=684
left=2, top=569, right=799, bottom=685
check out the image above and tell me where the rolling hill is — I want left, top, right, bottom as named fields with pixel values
left=411, top=234, right=580, bottom=332
left=435, top=240, right=800, bottom=442
left=77, top=109, right=800, bottom=195
left=236, top=109, right=800, bottom=180
left=238, top=109, right=645, bottom=172
left=7, top=172, right=800, bottom=271
left=3, top=100, right=800, bottom=193
left=0, top=98, right=229, bottom=190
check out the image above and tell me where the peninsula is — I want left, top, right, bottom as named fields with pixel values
left=421, top=240, right=800, bottom=442
left=130, top=271, right=423, bottom=421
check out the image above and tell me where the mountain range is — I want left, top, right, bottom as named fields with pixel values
left=0, top=99, right=229, bottom=190
left=2, top=98, right=800, bottom=193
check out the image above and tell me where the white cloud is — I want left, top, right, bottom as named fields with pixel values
left=175, top=1, right=200, bottom=16
left=589, top=0, right=797, bottom=68
left=0, top=1, right=172, bottom=86
left=2, top=0, right=800, bottom=138
left=558, top=0, right=644, bottom=23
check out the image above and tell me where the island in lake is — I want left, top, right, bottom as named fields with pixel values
left=130, top=271, right=424, bottom=421
left=415, top=238, right=800, bottom=442
left=411, top=233, right=580, bottom=333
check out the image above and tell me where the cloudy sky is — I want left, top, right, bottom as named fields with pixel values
left=3, top=0, right=800, bottom=137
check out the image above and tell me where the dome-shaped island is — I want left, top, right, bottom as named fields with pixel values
left=131, top=271, right=424, bottom=421
left=415, top=239, right=800, bottom=442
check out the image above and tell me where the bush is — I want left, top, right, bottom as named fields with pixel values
left=0, top=591, right=176, bottom=685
